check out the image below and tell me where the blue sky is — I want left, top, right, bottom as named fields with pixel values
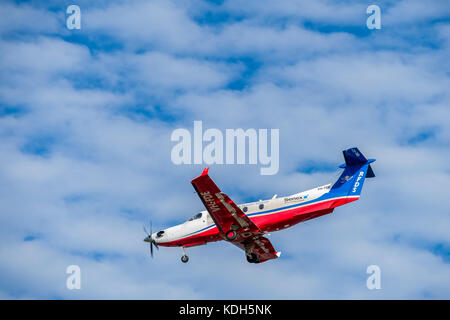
left=0, top=0, right=449, bottom=299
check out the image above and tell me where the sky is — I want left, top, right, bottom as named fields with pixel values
left=0, top=0, right=449, bottom=299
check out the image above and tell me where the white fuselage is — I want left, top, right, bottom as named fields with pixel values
left=151, top=183, right=332, bottom=245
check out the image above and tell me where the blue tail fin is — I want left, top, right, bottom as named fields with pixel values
left=331, top=148, right=375, bottom=197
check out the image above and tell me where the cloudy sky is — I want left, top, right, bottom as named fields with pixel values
left=0, top=0, right=449, bottom=299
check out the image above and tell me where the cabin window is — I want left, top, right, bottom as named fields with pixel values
left=259, top=204, right=264, bottom=210
left=243, top=207, right=248, bottom=212
left=156, top=231, right=165, bottom=238
left=189, top=212, right=202, bottom=221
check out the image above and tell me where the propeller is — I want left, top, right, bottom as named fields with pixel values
left=143, top=221, right=159, bottom=258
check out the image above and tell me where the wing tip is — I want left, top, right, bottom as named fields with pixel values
left=201, top=167, right=209, bottom=176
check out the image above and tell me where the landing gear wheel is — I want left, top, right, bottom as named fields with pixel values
left=225, top=230, right=237, bottom=241
left=181, top=254, right=189, bottom=263
left=246, top=253, right=258, bottom=263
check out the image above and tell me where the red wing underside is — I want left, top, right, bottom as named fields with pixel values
left=232, top=236, right=279, bottom=263
left=191, top=168, right=279, bottom=263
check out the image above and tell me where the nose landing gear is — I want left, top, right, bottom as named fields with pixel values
left=181, top=246, right=189, bottom=263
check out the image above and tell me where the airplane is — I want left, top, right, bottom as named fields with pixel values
left=144, top=147, right=375, bottom=264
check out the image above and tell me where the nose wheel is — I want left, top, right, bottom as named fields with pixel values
left=181, top=246, right=189, bottom=263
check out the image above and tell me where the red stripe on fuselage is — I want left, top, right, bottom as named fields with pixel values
left=157, top=196, right=359, bottom=247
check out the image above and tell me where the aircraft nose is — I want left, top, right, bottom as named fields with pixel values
left=144, top=235, right=152, bottom=242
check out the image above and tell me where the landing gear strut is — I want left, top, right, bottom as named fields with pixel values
left=181, top=246, right=189, bottom=263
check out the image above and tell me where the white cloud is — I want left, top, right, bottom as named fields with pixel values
left=0, top=2, right=61, bottom=36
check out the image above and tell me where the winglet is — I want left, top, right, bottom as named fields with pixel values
left=201, top=167, right=209, bottom=176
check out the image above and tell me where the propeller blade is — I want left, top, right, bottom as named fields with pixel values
left=144, top=220, right=158, bottom=258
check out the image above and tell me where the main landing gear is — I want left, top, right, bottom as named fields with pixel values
left=181, top=246, right=189, bottom=263
left=246, top=253, right=260, bottom=264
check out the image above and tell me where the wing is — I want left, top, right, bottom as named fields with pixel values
left=232, top=236, right=280, bottom=263
left=191, top=168, right=280, bottom=263
left=191, top=167, right=260, bottom=236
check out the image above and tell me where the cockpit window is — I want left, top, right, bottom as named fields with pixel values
left=188, top=212, right=202, bottom=221
left=156, top=231, right=165, bottom=238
